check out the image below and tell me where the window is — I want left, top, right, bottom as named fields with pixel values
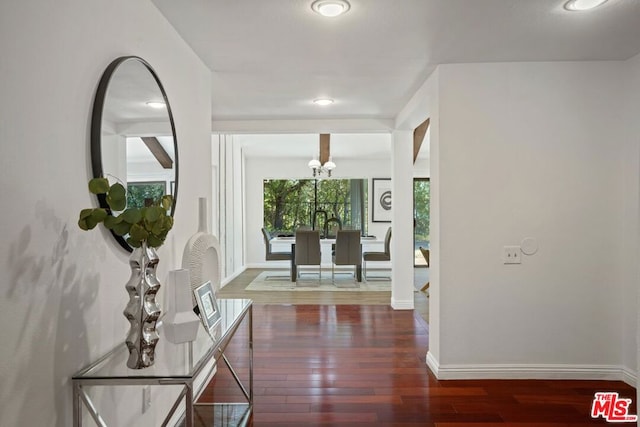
left=414, top=178, right=430, bottom=266
left=263, top=179, right=368, bottom=236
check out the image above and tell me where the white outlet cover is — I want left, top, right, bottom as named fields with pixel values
left=521, top=237, right=538, bottom=255
left=503, top=246, right=522, bottom=264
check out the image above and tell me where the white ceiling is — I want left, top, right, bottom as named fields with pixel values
left=152, top=0, right=640, bottom=122
left=149, top=0, right=640, bottom=161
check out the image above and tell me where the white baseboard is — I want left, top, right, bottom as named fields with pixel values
left=391, top=298, right=414, bottom=310
left=246, top=262, right=289, bottom=269
left=247, top=262, right=375, bottom=270
left=426, top=351, right=439, bottom=377
left=247, top=263, right=393, bottom=270
left=621, top=366, right=637, bottom=387
left=220, top=266, right=246, bottom=287
left=425, top=352, right=637, bottom=385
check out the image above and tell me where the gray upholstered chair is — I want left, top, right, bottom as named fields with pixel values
left=331, top=230, right=362, bottom=286
left=362, top=226, right=391, bottom=280
left=261, top=228, right=292, bottom=280
left=294, top=230, right=322, bottom=286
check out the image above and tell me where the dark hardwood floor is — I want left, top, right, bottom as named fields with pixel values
left=195, top=304, right=636, bottom=426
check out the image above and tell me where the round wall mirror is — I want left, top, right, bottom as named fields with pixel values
left=91, top=56, right=178, bottom=252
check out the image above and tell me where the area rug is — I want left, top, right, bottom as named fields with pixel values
left=245, top=270, right=391, bottom=292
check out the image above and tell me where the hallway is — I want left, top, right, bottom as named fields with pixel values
left=195, top=304, right=634, bottom=426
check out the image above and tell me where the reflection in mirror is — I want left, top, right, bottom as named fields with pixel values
left=91, top=56, right=178, bottom=252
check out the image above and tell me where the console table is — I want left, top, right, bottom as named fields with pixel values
left=72, top=298, right=253, bottom=427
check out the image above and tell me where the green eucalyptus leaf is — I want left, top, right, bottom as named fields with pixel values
left=78, top=218, right=89, bottom=231
left=161, top=195, right=173, bottom=211
left=121, top=208, right=142, bottom=224
left=88, top=177, right=110, bottom=194
left=79, top=209, right=93, bottom=220
left=90, top=208, right=108, bottom=223
left=127, top=237, right=142, bottom=248
left=106, top=194, right=126, bottom=211
left=145, top=206, right=162, bottom=222
left=109, top=182, right=126, bottom=198
left=106, top=183, right=126, bottom=211
left=85, top=215, right=99, bottom=230
left=129, top=223, right=149, bottom=242
left=146, top=234, right=163, bottom=248
left=103, top=215, right=118, bottom=229
left=151, top=221, right=164, bottom=236
left=113, top=222, right=131, bottom=236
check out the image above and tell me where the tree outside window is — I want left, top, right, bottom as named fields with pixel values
left=263, top=179, right=367, bottom=235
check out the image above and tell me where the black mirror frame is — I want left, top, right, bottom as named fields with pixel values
left=90, top=56, right=179, bottom=253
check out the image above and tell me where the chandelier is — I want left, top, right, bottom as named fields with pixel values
left=308, top=133, right=336, bottom=177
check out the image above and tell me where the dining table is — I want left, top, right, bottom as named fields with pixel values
left=269, top=235, right=383, bottom=281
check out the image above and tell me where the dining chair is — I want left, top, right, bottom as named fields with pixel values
left=331, top=230, right=362, bottom=287
left=294, top=230, right=322, bottom=286
left=362, top=226, right=391, bottom=280
left=261, top=228, right=292, bottom=280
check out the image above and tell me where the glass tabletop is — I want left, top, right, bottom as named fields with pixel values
left=73, top=298, right=252, bottom=380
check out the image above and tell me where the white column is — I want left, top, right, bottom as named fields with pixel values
left=391, top=130, right=415, bottom=309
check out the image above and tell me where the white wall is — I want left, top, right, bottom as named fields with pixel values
left=397, top=68, right=441, bottom=360
left=428, top=61, right=634, bottom=379
left=391, top=130, right=416, bottom=309
left=0, top=1, right=211, bottom=426
left=627, top=53, right=640, bottom=400
left=212, top=135, right=246, bottom=283
left=620, top=53, right=640, bottom=385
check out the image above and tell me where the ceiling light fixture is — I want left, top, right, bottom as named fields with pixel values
left=311, top=0, right=350, bottom=17
left=308, top=134, right=336, bottom=177
left=564, top=0, right=608, bottom=11
left=146, top=101, right=166, bottom=109
left=308, top=155, right=336, bottom=177
left=313, top=98, right=334, bottom=106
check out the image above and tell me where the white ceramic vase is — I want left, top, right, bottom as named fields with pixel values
left=162, top=269, right=201, bottom=344
left=182, top=197, right=221, bottom=294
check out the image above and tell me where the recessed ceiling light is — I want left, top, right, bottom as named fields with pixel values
left=311, top=0, right=350, bottom=17
left=313, top=98, right=334, bottom=106
left=146, top=101, right=166, bottom=109
left=564, top=0, right=608, bottom=11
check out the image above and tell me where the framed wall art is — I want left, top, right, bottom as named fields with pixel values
left=126, top=181, right=167, bottom=209
left=372, top=178, right=392, bottom=223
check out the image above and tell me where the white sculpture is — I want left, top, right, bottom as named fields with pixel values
left=162, top=269, right=200, bottom=343
left=182, top=197, right=221, bottom=294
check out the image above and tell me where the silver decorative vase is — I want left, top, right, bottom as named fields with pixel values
left=124, top=242, right=161, bottom=369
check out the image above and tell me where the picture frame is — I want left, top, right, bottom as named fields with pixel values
left=372, top=178, right=392, bottom=222
left=193, top=281, right=221, bottom=335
